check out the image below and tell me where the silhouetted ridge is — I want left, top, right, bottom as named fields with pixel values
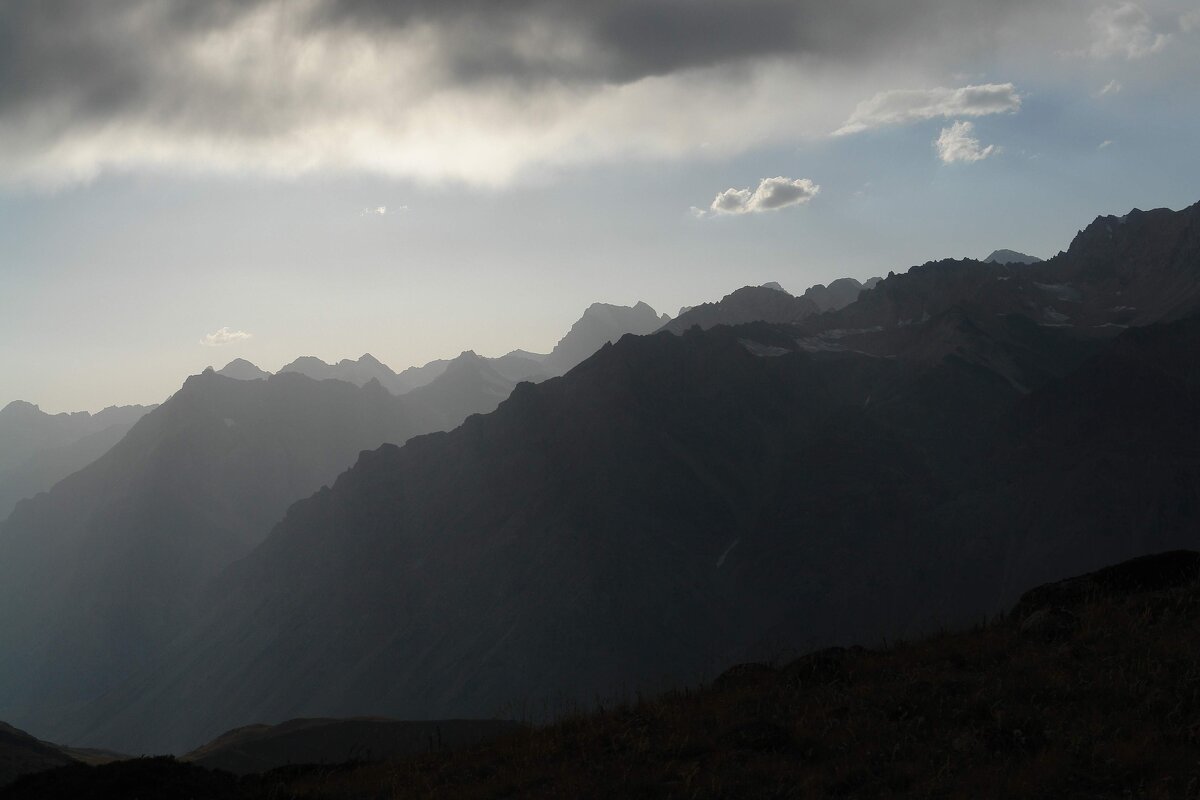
left=0, top=401, right=155, bottom=521
left=983, top=248, right=1041, bottom=264
left=542, top=301, right=670, bottom=375
left=214, top=359, right=270, bottom=381
left=24, top=199, right=1200, bottom=758
left=662, top=285, right=819, bottom=333
left=0, top=721, right=76, bottom=787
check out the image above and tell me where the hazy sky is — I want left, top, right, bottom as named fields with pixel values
left=2, top=0, right=1198, bottom=411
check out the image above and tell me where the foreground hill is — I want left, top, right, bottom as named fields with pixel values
left=65, top=202, right=1200, bottom=754
left=6, top=551, right=1200, bottom=798
left=183, top=717, right=522, bottom=775
left=0, top=723, right=75, bottom=788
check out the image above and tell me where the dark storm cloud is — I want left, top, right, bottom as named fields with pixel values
left=1, top=0, right=1152, bottom=185
left=301, top=0, right=1034, bottom=83
left=0, top=0, right=1032, bottom=115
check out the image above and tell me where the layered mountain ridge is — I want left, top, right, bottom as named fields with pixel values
left=0, top=402, right=156, bottom=522
left=4, top=201, right=1198, bottom=757
left=64, top=201, right=1200, bottom=753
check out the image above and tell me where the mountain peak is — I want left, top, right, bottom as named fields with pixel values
left=543, top=301, right=669, bottom=375
left=1, top=400, right=40, bottom=416
left=760, top=281, right=789, bottom=294
left=216, top=359, right=271, bottom=381
left=983, top=249, right=1042, bottom=265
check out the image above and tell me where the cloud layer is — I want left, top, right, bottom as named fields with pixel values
left=1087, top=3, right=1170, bottom=58
left=201, top=327, right=252, bottom=347
left=705, top=177, right=820, bottom=216
left=834, top=83, right=1021, bottom=135
left=0, top=0, right=1190, bottom=186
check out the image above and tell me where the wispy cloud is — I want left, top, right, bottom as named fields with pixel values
left=201, top=327, right=252, bottom=347
left=934, top=121, right=995, bottom=163
left=1085, top=3, right=1170, bottom=59
left=701, top=177, right=820, bottom=217
left=1096, top=79, right=1123, bottom=96
left=1098, top=139, right=1115, bottom=149
left=834, top=83, right=1020, bottom=136
left=361, top=206, right=389, bottom=216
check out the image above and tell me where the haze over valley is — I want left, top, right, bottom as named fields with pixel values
left=2, top=1, right=1199, bottom=796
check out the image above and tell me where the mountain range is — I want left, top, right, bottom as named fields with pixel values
left=216, top=299, right=673, bottom=395
left=36, top=202, right=1200, bottom=753
left=0, top=403, right=155, bottom=521
left=663, top=277, right=881, bottom=334
left=0, top=300, right=680, bottom=742
left=0, top=203, right=1196, bottom=758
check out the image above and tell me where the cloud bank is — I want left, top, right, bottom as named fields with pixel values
left=1087, top=3, right=1170, bottom=58
left=201, top=327, right=253, bottom=347
left=834, top=83, right=1021, bottom=135
left=705, top=177, right=820, bottom=216
left=0, top=0, right=1188, bottom=186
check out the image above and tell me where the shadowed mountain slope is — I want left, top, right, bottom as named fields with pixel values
left=0, top=372, right=452, bottom=739
left=27, top=201, right=1200, bottom=757
left=0, top=723, right=75, bottom=789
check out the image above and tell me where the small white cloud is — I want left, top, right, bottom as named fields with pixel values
left=934, top=121, right=995, bottom=163
left=1098, top=139, right=1115, bottom=149
left=834, top=83, right=1021, bottom=135
left=1087, top=4, right=1169, bottom=59
left=201, top=327, right=253, bottom=346
left=702, top=177, right=820, bottom=217
left=361, top=206, right=387, bottom=216
left=1096, top=79, right=1123, bottom=96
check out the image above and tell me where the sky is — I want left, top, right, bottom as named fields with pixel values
left=1, top=0, right=1198, bottom=412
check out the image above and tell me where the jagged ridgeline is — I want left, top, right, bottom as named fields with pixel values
left=32, top=202, right=1196, bottom=754
left=0, top=203, right=1195, bottom=758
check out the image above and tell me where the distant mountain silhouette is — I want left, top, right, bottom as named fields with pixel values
left=0, top=360, right=551, bottom=742
left=0, top=402, right=152, bottom=477
left=665, top=277, right=882, bottom=334
left=661, top=285, right=820, bottom=332
left=541, top=301, right=669, bottom=375
left=278, top=353, right=413, bottom=392
left=983, top=248, right=1042, bottom=264
left=214, top=359, right=270, bottom=381
left=65, top=201, right=1200, bottom=755
left=404, top=351, right=547, bottom=428
left=10, top=201, right=1199, bottom=757
left=0, top=402, right=154, bottom=521
left=802, top=277, right=881, bottom=312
